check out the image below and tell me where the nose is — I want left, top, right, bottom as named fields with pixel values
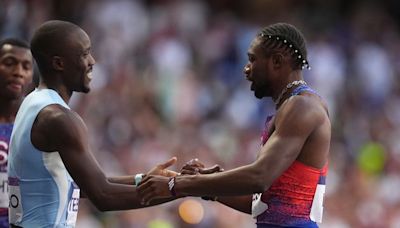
left=89, top=53, right=96, bottom=66
left=13, top=63, right=24, bottom=78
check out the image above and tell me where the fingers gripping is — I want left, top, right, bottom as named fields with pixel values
left=137, top=175, right=171, bottom=205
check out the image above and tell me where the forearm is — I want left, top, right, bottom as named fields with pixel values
left=175, top=164, right=266, bottom=197
left=173, top=137, right=302, bottom=197
left=89, top=182, right=174, bottom=211
left=216, top=195, right=252, bottom=214
left=108, top=175, right=135, bottom=185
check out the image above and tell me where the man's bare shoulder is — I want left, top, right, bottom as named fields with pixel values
left=36, top=104, right=78, bottom=128
left=277, top=93, right=329, bottom=126
left=32, top=104, right=87, bottom=151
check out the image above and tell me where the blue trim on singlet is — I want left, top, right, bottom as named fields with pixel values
left=318, top=175, right=326, bottom=185
left=290, top=84, right=319, bottom=97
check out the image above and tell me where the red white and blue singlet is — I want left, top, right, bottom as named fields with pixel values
left=0, top=123, right=13, bottom=227
left=252, top=85, right=328, bottom=228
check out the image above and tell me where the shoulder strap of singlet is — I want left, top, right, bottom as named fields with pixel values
left=290, top=84, right=329, bottom=116
left=291, top=84, right=319, bottom=97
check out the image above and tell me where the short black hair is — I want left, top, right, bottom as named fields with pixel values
left=30, top=20, right=81, bottom=74
left=258, top=23, right=309, bottom=70
left=0, top=38, right=30, bottom=54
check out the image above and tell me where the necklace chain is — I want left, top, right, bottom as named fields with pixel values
left=273, top=80, right=307, bottom=105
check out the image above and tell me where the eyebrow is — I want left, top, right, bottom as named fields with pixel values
left=1, top=53, right=21, bottom=60
left=1, top=55, right=32, bottom=65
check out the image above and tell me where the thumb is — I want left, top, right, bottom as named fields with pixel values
left=158, top=157, right=177, bottom=169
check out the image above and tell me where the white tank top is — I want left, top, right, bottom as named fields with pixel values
left=8, top=88, right=80, bottom=227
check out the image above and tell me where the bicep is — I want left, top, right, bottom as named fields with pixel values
left=43, top=109, right=108, bottom=195
left=254, top=98, right=322, bottom=182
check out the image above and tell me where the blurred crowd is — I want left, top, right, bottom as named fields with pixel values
left=2, top=0, right=400, bottom=227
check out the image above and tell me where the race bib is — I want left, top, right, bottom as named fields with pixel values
left=252, top=193, right=268, bottom=218
left=66, top=188, right=80, bottom=226
left=8, top=177, right=22, bottom=224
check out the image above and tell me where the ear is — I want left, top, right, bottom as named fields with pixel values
left=52, top=56, right=64, bottom=71
left=271, top=53, right=284, bottom=69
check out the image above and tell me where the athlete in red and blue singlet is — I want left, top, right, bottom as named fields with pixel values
left=136, top=23, right=331, bottom=228
left=0, top=124, right=12, bottom=226
left=253, top=85, right=328, bottom=228
left=0, top=38, right=33, bottom=227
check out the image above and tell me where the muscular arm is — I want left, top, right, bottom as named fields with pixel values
left=78, top=176, right=134, bottom=198
left=31, top=105, right=174, bottom=211
left=179, top=160, right=252, bottom=214
left=138, top=95, right=329, bottom=203
left=215, top=196, right=252, bottom=214
left=107, top=176, right=135, bottom=185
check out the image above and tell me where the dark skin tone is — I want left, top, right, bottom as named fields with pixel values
left=30, top=27, right=177, bottom=211
left=0, top=44, right=33, bottom=123
left=137, top=37, right=331, bottom=213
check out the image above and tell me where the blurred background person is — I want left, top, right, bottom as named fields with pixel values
left=0, top=37, right=33, bottom=227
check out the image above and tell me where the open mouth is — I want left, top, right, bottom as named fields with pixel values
left=87, top=72, right=93, bottom=80
left=86, top=68, right=93, bottom=80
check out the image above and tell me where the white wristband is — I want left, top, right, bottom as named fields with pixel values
left=134, top=173, right=144, bottom=186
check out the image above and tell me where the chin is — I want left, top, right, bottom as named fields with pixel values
left=82, top=87, right=90, bottom=93
left=254, top=90, right=265, bottom=99
left=4, top=90, right=21, bottom=100
left=75, top=85, right=90, bottom=93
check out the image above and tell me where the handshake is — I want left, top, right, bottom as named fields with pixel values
left=136, top=157, right=223, bottom=205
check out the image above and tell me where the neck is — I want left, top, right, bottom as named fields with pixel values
left=272, top=71, right=304, bottom=108
left=0, top=97, right=23, bottom=123
left=39, top=78, right=72, bottom=104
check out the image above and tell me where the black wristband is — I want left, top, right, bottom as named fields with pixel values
left=168, top=177, right=176, bottom=197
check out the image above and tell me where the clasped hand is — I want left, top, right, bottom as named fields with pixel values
left=137, top=158, right=223, bottom=205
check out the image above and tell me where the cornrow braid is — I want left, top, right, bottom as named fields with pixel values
left=258, top=23, right=310, bottom=70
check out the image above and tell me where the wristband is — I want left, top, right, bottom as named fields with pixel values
left=134, top=173, right=144, bottom=186
left=168, top=177, right=177, bottom=197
